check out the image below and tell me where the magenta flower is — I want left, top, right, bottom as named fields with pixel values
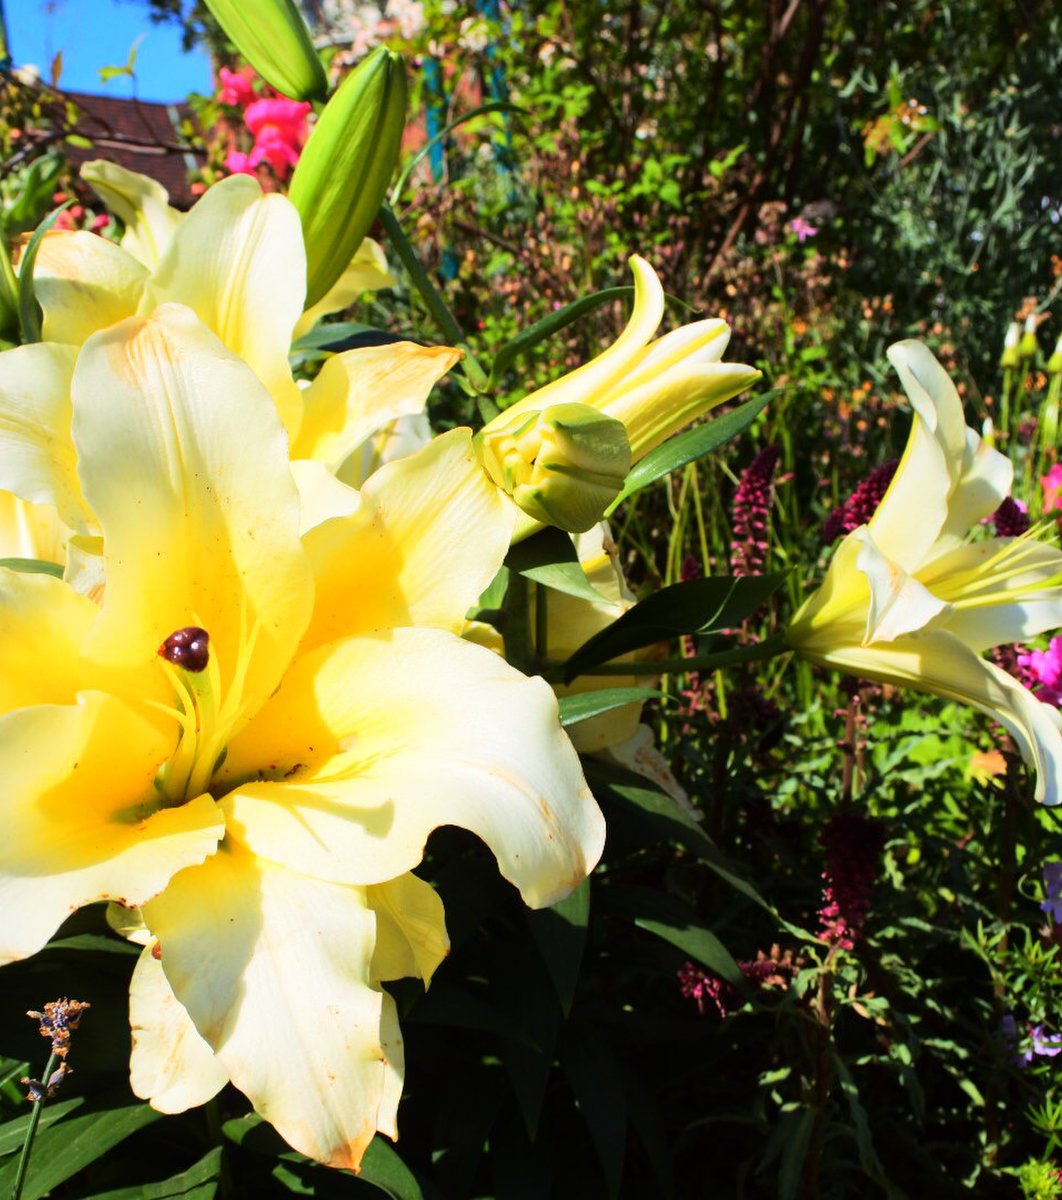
left=817, top=813, right=885, bottom=950
left=1017, top=637, right=1062, bottom=706
left=990, top=496, right=1030, bottom=537
left=789, top=217, right=819, bottom=242
left=822, top=459, right=899, bottom=544
left=730, top=445, right=780, bottom=576
left=1042, top=464, right=1062, bottom=515
left=218, top=66, right=257, bottom=108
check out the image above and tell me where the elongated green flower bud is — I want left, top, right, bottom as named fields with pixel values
left=289, top=48, right=407, bottom=309
left=1000, top=321, right=1021, bottom=369
left=1048, top=334, right=1062, bottom=377
left=203, top=0, right=327, bottom=100
left=476, top=402, right=632, bottom=534
left=1020, top=313, right=1039, bottom=360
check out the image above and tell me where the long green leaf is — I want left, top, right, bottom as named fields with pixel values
left=560, top=1028, right=626, bottom=1199
left=527, top=878, right=590, bottom=1015
left=604, top=884, right=744, bottom=987
left=78, top=1146, right=224, bottom=1200
left=488, top=287, right=634, bottom=392
left=0, top=558, right=63, bottom=579
left=558, top=687, right=662, bottom=726
left=563, top=572, right=787, bottom=677
left=358, top=1136, right=427, bottom=1200
left=390, top=101, right=525, bottom=203
left=0, top=1097, right=162, bottom=1200
left=0, top=1097, right=84, bottom=1157
left=584, top=761, right=813, bottom=935
left=505, top=526, right=607, bottom=604
left=607, top=388, right=778, bottom=510
left=17, top=202, right=74, bottom=343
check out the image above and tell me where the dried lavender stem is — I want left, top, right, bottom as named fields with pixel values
left=10, top=1049, right=58, bottom=1200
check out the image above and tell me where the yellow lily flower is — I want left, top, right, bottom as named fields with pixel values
left=486, top=255, right=761, bottom=460
left=788, top=340, right=1062, bottom=804
left=0, top=304, right=604, bottom=1168
left=477, top=255, right=760, bottom=533
left=0, top=166, right=434, bottom=564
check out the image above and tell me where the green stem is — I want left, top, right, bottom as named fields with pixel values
left=11, top=1050, right=58, bottom=1200
left=505, top=571, right=535, bottom=674
left=377, top=204, right=493, bottom=405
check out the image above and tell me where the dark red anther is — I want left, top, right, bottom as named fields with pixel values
left=158, top=626, right=210, bottom=673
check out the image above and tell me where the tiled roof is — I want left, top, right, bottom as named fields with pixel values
left=62, top=91, right=204, bottom=208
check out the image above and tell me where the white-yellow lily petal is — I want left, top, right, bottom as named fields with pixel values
left=129, top=942, right=229, bottom=1113
left=856, top=526, right=949, bottom=645
left=871, top=340, right=1010, bottom=571
left=501, top=255, right=665, bottom=421
left=0, top=493, right=68, bottom=563
left=604, top=360, right=763, bottom=459
left=0, top=568, right=96, bottom=714
left=302, top=428, right=515, bottom=649
left=376, top=995, right=405, bottom=1143
left=622, top=318, right=731, bottom=388
left=30, top=231, right=148, bottom=345
left=0, top=692, right=224, bottom=964
left=293, top=237, right=396, bottom=341
left=368, top=873, right=449, bottom=984
left=218, top=626, right=604, bottom=906
left=143, top=841, right=396, bottom=1169
left=81, top=160, right=184, bottom=271
left=339, top=412, right=433, bottom=489
left=919, top=538, right=1062, bottom=652
left=292, top=341, right=461, bottom=473
left=806, top=630, right=1062, bottom=805
left=0, top=342, right=92, bottom=531
left=290, top=459, right=362, bottom=535
left=72, top=305, right=312, bottom=742
left=138, top=174, right=306, bottom=439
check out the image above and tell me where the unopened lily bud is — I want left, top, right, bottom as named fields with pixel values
left=1020, top=313, right=1039, bottom=360
left=475, top=402, right=632, bottom=533
left=202, top=0, right=327, bottom=101
left=1000, top=322, right=1021, bottom=369
left=1048, top=334, right=1062, bottom=376
left=289, top=47, right=407, bottom=309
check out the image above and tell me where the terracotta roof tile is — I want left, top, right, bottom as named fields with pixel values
left=63, top=91, right=204, bottom=208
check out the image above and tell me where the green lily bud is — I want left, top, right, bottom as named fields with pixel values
left=475, top=402, right=632, bottom=534
left=289, top=47, right=407, bottom=309
left=203, top=0, right=327, bottom=101
left=1000, top=321, right=1021, bottom=370
left=1048, top=334, right=1062, bottom=376
left=1020, top=313, right=1039, bottom=360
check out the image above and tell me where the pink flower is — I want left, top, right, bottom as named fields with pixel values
left=244, top=97, right=311, bottom=143
left=218, top=66, right=257, bottom=108
left=789, top=217, right=819, bottom=242
left=1042, top=464, right=1062, bottom=514
left=1017, top=637, right=1062, bottom=706
left=242, top=97, right=312, bottom=180
left=730, top=445, right=780, bottom=576
left=822, top=459, right=899, bottom=544
left=817, top=813, right=884, bottom=950
left=988, top=496, right=1030, bottom=537
left=224, top=149, right=254, bottom=176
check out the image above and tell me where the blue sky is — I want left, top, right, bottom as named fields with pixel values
left=8, top=0, right=214, bottom=101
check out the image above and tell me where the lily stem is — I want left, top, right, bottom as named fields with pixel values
left=377, top=204, right=494, bottom=411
